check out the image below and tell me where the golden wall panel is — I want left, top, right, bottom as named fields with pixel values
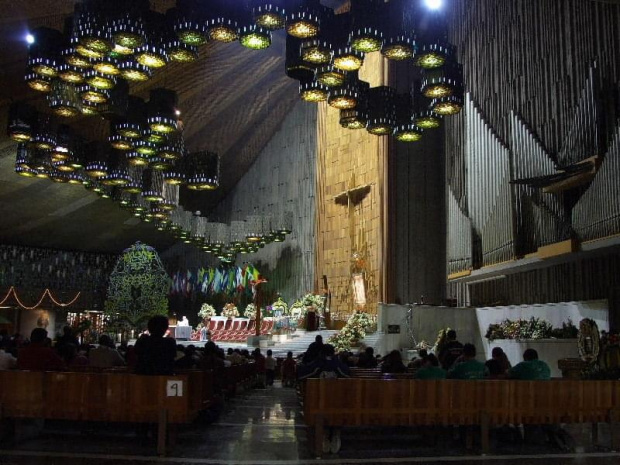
left=315, top=53, right=388, bottom=322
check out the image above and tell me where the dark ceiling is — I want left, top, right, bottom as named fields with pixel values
left=0, top=0, right=324, bottom=254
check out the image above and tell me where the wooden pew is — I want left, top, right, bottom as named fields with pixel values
left=0, top=370, right=212, bottom=455
left=303, top=379, right=620, bottom=456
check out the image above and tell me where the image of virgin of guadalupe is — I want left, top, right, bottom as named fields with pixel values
left=37, top=311, right=50, bottom=329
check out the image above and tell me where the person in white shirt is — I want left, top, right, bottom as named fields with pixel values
left=89, top=335, right=125, bottom=368
left=0, top=348, right=16, bottom=370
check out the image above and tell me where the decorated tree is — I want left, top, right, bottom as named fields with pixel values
left=104, top=242, right=170, bottom=334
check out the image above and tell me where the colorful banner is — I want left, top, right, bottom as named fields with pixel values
left=169, top=264, right=262, bottom=297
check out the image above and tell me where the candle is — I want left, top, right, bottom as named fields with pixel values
left=117, top=333, right=122, bottom=343
left=131, top=330, right=135, bottom=339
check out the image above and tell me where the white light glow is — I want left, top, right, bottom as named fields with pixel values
left=26, top=33, right=35, bottom=44
left=424, top=0, right=443, bottom=10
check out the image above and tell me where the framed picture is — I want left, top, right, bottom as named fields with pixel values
left=352, top=273, right=366, bottom=306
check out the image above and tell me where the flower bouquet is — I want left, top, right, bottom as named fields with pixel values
left=198, top=303, right=216, bottom=320
left=222, top=303, right=239, bottom=319
left=244, top=303, right=256, bottom=320
left=302, top=293, right=324, bottom=311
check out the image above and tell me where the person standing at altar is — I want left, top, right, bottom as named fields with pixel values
left=134, top=315, right=176, bottom=375
left=439, top=330, right=464, bottom=370
left=17, top=328, right=66, bottom=371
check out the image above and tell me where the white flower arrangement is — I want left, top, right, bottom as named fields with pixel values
left=198, top=303, right=216, bottom=320
left=222, top=303, right=239, bottom=318
left=328, top=312, right=373, bottom=353
left=290, top=300, right=305, bottom=318
left=271, top=297, right=289, bottom=315
left=301, top=293, right=324, bottom=311
left=244, top=303, right=257, bottom=319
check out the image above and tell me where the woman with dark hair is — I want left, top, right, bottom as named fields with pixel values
left=381, top=350, right=407, bottom=374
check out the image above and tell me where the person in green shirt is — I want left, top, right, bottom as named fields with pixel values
left=415, top=354, right=447, bottom=379
left=447, top=343, right=488, bottom=379
left=508, top=348, right=551, bottom=380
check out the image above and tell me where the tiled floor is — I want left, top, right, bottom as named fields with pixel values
left=1, top=381, right=619, bottom=464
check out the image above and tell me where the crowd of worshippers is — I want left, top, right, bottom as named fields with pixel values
left=0, top=316, right=262, bottom=377
left=296, top=330, right=551, bottom=381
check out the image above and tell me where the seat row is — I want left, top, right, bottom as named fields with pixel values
left=193, top=319, right=275, bottom=342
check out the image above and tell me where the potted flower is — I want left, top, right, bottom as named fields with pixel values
left=198, top=303, right=216, bottom=326
left=244, top=303, right=256, bottom=320
left=301, top=293, right=324, bottom=312
left=222, top=303, right=239, bottom=319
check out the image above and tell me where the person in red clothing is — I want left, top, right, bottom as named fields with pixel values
left=17, top=328, right=66, bottom=371
left=281, top=351, right=297, bottom=387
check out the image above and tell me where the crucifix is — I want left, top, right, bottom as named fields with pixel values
left=334, top=172, right=372, bottom=309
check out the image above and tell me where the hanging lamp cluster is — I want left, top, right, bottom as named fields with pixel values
left=165, top=211, right=294, bottom=264
left=285, top=0, right=464, bottom=142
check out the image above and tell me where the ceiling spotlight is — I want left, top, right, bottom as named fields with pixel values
left=8, top=103, right=36, bottom=143
left=253, top=1, right=286, bottom=30
left=394, top=124, right=423, bottom=142
left=62, top=47, right=92, bottom=68
left=115, top=122, right=143, bottom=139
left=431, top=94, right=464, bottom=115
left=118, top=61, right=152, bottom=82
left=414, top=110, right=442, bottom=129
left=135, top=44, right=168, bottom=68
left=367, top=86, right=397, bottom=136
left=58, top=65, right=85, bottom=84
left=240, top=26, right=272, bottom=50
left=414, top=42, right=449, bottom=69
left=93, top=58, right=121, bottom=76
left=340, top=107, right=368, bottom=130
left=109, top=135, right=134, bottom=151
left=48, top=81, right=81, bottom=118
left=299, top=80, right=328, bottom=102
left=166, top=41, right=199, bottom=62
left=85, top=70, right=117, bottom=89
left=424, top=0, right=443, bottom=10
left=208, top=16, right=239, bottom=42
left=25, top=73, right=52, bottom=93
left=79, top=86, right=110, bottom=104
left=185, top=151, right=220, bottom=190
left=26, top=33, right=35, bottom=44
left=315, top=65, right=345, bottom=87
left=135, top=140, right=158, bottom=156
left=28, top=57, right=58, bottom=78
left=350, top=27, right=383, bottom=53
left=382, top=34, right=415, bottom=61
left=301, top=38, right=331, bottom=64
left=286, top=8, right=321, bottom=39
left=333, top=46, right=364, bottom=72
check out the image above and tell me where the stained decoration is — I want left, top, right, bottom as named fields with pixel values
left=104, top=241, right=170, bottom=332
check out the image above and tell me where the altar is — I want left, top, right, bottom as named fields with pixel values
left=172, top=325, right=192, bottom=340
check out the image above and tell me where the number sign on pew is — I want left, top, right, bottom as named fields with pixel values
left=167, top=380, right=183, bottom=397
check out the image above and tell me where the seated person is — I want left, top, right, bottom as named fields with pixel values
left=281, top=351, right=297, bottom=387
left=508, top=348, right=551, bottom=380
left=0, top=347, right=16, bottom=370
left=487, top=346, right=511, bottom=374
left=438, top=329, right=464, bottom=370
left=357, top=346, right=378, bottom=368
left=381, top=350, right=407, bottom=374
left=299, top=344, right=350, bottom=379
left=447, top=343, right=488, bottom=379
left=414, top=354, right=447, bottom=379
left=59, top=343, right=89, bottom=368
left=89, top=335, right=125, bottom=368
left=408, top=348, right=428, bottom=369
left=134, top=315, right=177, bottom=375
left=303, top=335, right=324, bottom=364
left=17, top=328, right=66, bottom=371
